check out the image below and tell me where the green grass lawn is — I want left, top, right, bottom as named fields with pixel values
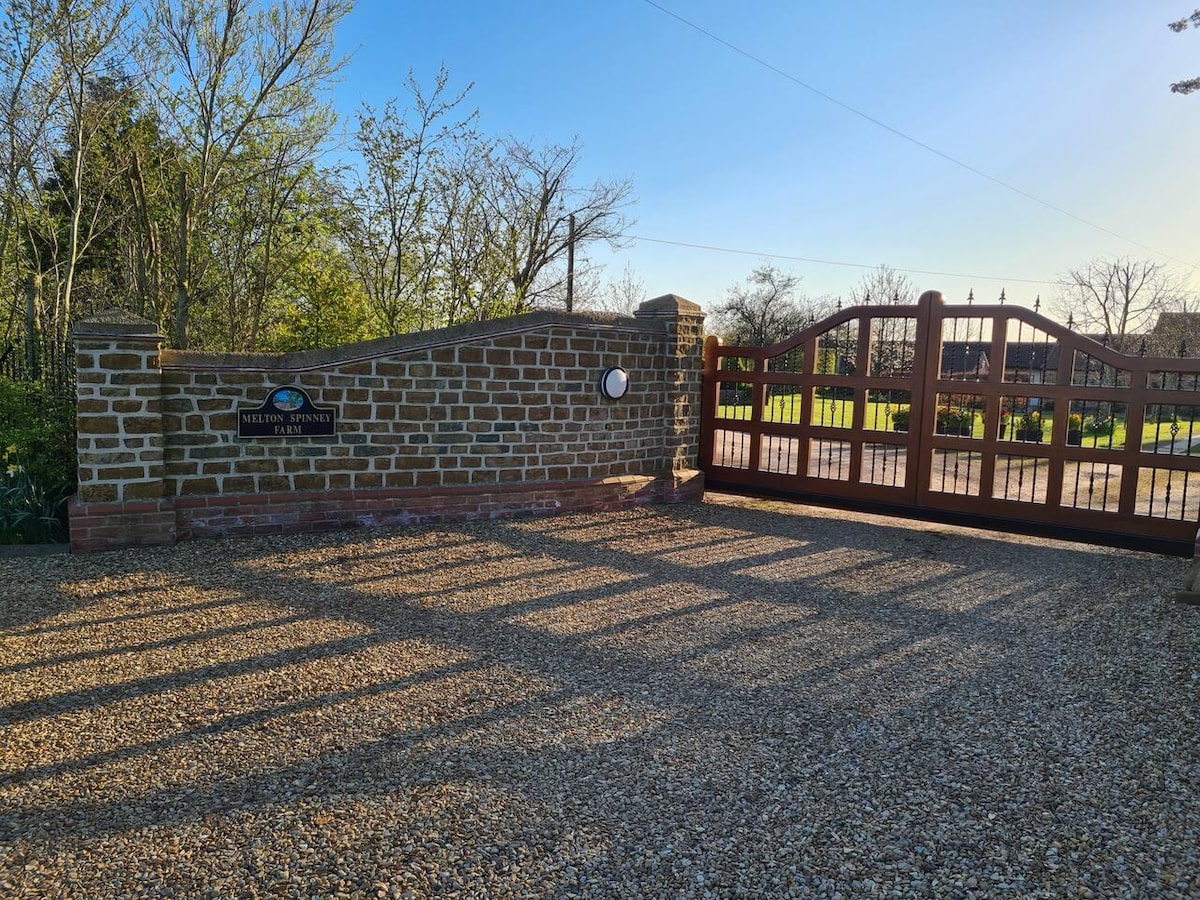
left=717, top=393, right=1200, bottom=449
left=720, top=394, right=908, bottom=431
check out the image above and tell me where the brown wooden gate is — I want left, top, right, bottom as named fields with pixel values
left=699, top=291, right=1200, bottom=551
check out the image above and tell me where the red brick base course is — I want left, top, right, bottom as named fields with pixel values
left=69, top=497, right=178, bottom=552
left=70, top=471, right=704, bottom=551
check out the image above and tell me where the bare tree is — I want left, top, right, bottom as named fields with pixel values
left=712, top=264, right=829, bottom=346
left=1053, top=257, right=1184, bottom=351
left=345, top=67, right=479, bottom=334
left=344, top=73, right=633, bottom=332
left=429, top=141, right=499, bottom=324
left=1169, top=8, right=1200, bottom=94
left=545, top=258, right=603, bottom=312
left=849, top=263, right=916, bottom=306
left=480, top=138, right=631, bottom=314
left=581, top=261, right=646, bottom=316
left=44, top=0, right=139, bottom=344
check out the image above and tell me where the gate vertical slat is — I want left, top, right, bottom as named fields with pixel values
left=1118, top=382, right=1148, bottom=517
left=912, top=291, right=944, bottom=501
left=748, top=357, right=766, bottom=474
left=699, top=335, right=720, bottom=475
left=847, top=314, right=872, bottom=484
left=976, top=312, right=1009, bottom=502
left=798, top=332, right=818, bottom=477
left=1043, top=313, right=1070, bottom=511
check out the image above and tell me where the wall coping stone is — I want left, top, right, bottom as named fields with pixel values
left=160, top=309, right=661, bottom=373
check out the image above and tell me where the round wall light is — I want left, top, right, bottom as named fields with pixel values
left=599, top=366, right=630, bottom=400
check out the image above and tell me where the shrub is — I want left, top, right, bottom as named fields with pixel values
left=0, top=445, right=69, bottom=543
left=0, top=378, right=75, bottom=543
left=936, top=407, right=976, bottom=430
left=1017, top=410, right=1044, bottom=433
left=815, top=384, right=854, bottom=400
left=1084, top=415, right=1115, bottom=437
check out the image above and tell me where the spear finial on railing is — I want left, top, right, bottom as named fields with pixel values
left=967, top=289, right=974, bottom=305
left=999, top=288, right=1006, bottom=305
left=1067, top=313, right=1074, bottom=330
left=1033, top=295, right=1041, bottom=313
left=1139, top=338, right=1147, bottom=357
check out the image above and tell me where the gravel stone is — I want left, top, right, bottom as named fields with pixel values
left=1, top=494, right=1197, bottom=897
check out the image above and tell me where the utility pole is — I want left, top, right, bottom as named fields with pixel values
left=566, top=213, right=576, bottom=312
left=174, top=171, right=191, bottom=348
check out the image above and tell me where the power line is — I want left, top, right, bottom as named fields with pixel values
left=627, top=234, right=1064, bottom=287
left=641, top=0, right=1198, bottom=272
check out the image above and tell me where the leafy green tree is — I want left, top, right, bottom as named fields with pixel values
left=0, top=0, right=144, bottom=355
left=33, top=75, right=166, bottom=320
left=0, top=0, right=55, bottom=346
left=0, top=4, right=641, bottom=360
left=149, top=0, right=350, bottom=347
left=43, top=0, right=138, bottom=344
left=261, top=238, right=371, bottom=351
left=121, top=103, right=180, bottom=328
left=194, top=159, right=349, bottom=351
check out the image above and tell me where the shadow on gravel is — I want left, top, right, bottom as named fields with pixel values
left=1, top=499, right=1195, bottom=896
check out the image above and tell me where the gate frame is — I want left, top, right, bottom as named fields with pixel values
left=700, top=290, right=1200, bottom=554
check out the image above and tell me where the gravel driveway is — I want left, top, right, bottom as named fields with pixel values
left=2, top=495, right=1197, bottom=898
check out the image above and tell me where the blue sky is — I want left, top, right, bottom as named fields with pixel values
left=331, top=1, right=1200, bottom=315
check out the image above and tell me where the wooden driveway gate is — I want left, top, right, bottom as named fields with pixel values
left=699, top=291, right=1200, bottom=551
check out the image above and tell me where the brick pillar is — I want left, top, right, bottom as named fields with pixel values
left=70, top=313, right=175, bottom=551
left=635, top=294, right=706, bottom=502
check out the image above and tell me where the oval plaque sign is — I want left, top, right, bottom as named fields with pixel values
left=238, top=386, right=336, bottom=438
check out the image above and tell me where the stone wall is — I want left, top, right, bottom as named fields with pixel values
left=70, top=297, right=705, bottom=551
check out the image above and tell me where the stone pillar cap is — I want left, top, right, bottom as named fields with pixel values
left=73, top=311, right=163, bottom=338
left=635, top=294, right=704, bottom=317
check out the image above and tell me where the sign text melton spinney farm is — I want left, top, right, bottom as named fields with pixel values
left=238, top=387, right=337, bottom=438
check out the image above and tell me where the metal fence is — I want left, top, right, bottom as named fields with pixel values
left=0, top=333, right=75, bottom=395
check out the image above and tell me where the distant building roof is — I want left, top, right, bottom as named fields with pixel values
left=1149, top=312, right=1200, bottom=356
left=1152, top=312, right=1200, bottom=334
